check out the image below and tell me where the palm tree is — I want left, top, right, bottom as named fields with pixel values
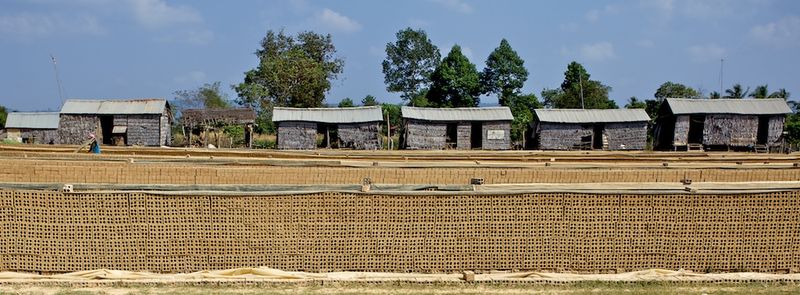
left=708, top=91, right=721, bottom=99
left=724, top=83, right=750, bottom=98
left=768, top=88, right=790, bottom=99
left=749, top=84, right=769, bottom=98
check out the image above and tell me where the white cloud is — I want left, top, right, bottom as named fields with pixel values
left=645, top=0, right=674, bottom=16
left=580, top=42, right=616, bottom=62
left=128, top=0, right=201, bottom=28
left=174, top=70, right=207, bottom=84
left=431, top=0, right=473, bottom=14
left=317, top=8, right=361, bottom=33
left=585, top=4, right=620, bottom=22
left=750, top=16, right=800, bottom=48
left=687, top=43, right=726, bottom=62
left=0, top=13, right=105, bottom=37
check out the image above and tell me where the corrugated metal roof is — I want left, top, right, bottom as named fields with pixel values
left=665, top=98, right=792, bottom=115
left=401, top=106, right=514, bottom=121
left=60, top=99, right=167, bottom=114
left=5, top=112, right=60, bottom=129
left=272, top=106, right=383, bottom=123
left=534, top=109, right=650, bottom=123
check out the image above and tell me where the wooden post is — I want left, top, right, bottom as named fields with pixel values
left=326, top=126, right=330, bottom=148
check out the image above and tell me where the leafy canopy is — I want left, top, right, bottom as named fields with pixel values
left=361, top=95, right=378, bottom=106
left=542, top=61, right=617, bottom=109
left=173, top=81, right=231, bottom=111
left=382, top=28, right=441, bottom=102
left=654, top=82, right=700, bottom=100
left=338, top=98, right=355, bottom=108
left=507, top=93, right=541, bottom=144
left=0, top=105, right=7, bottom=129
left=625, top=96, right=647, bottom=109
left=426, top=45, right=482, bottom=107
left=724, top=83, right=750, bottom=98
left=480, top=39, right=528, bottom=106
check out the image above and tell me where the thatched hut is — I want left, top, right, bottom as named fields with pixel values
left=58, top=99, right=171, bottom=146
left=181, top=108, right=257, bottom=148
left=4, top=112, right=60, bottom=144
left=272, top=106, right=383, bottom=150
left=653, top=98, right=792, bottom=150
left=401, top=107, right=513, bottom=150
left=532, top=109, right=650, bottom=150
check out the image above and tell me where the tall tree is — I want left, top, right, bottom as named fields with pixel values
left=338, top=98, right=355, bottom=107
left=426, top=45, right=482, bottom=107
left=542, top=61, right=616, bottom=109
left=361, top=95, right=378, bottom=106
left=235, top=29, right=344, bottom=110
left=480, top=39, right=529, bottom=106
left=724, top=83, right=750, bottom=98
left=709, top=91, right=721, bottom=99
left=750, top=84, right=769, bottom=98
left=173, top=81, right=231, bottom=111
left=382, top=28, right=441, bottom=103
left=654, top=82, right=700, bottom=100
left=769, top=88, right=791, bottom=99
left=0, top=105, right=7, bottom=129
left=507, top=93, right=542, bottom=145
left=625, top=96, right=646, bottom=109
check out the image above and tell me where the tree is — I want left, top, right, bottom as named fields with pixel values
left=235, top=29, right=344, bottom=110
left=654, top=82, right=700, bottom=100
left=0, top=105, right=7, bottom=129
left=480, top=39, right=528, bottom=106
left=382, top=28, right=441, bottom=103
left=361, top=95, right=378, bottom=106
left=338, top=98, right=355, bottom=107
left=542, top=61, right=616, bottom=109
left=173, top=81, right=231, bottom=111
left=644, top=99, right=660, bottom=119
left=709, top=91, right=721, bottom=99
left=724, top=83, right=750, bottom=98
left=426, top=45, right=482, bottom=107
left=750, top=84, right=769, bottom=98
left=625, top=96, right=646, bottom=109
left=507, top=93, right=541, bottom=146
left=769, top=88, right=790, bottom=99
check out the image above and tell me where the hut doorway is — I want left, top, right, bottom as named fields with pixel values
left=445, top=123, right=458, bottom=148
left=99, top=115, right=114, bottom=145
left=317, top=124, right=338, bottom=148
left=757, top=116, right=770, bottom=144
left=687, top=115, right=705, bottom=144
left=470, top=122, right=482, bottom=149
left=592, top=124, right=605, bottom=150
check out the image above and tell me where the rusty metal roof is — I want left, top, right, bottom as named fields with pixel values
left=665, top=98, right=792, bottom=115
left=401, top=106, right=513, bottom=121
left=534, top=109, right=650, bottom=123
left=272, top=106, right=383, bottom=123
left=61, top=99, right=168, bottom=115
left=4, top=112, right=60, bottom=129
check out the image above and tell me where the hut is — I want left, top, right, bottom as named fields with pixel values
left=401, top=107, right=513, bottom=150
left=58, top=99, right=171, bottom=146
left=532, top=109, right=650, bottom=150
left=4, top=112, right=60, bottom=144
left=181, top=108, right=257, bottom=148
left=654, top=98, right=792, bottom=151
left=272, top=106, right=383, bottom=150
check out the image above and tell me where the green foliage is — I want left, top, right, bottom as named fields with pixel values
left=480, top=39, right=528, bottom=106
left=382, top=27, right=441, bottom=102
left=654, top=82, right=700, bottom=100
left=769, top=88, right=790, bottom=99
left=361, top=95, right=378, bottom=106
left=173, top=81, right=231, bottom=112
left=0, top=105, right=7, bottom=128
left=724, top=83, right=750, bottom=98
left=625, top=97, right=647, bottom=109
left=380, top=103, right=402, bottom=135
left=235, top=29, right=344, bottom=114
left=409, top=90, right=430, bottom=107
left=709, top=91, right=721, bottom=99
left=427, top=45, right=482, bottom=107
left=542, top=62, right=616, bottom=109
left=750, top=84, right=769, bottom=98
left=338, top=98, right=355, bottom=107
left=645, top=99, right=660, bottom=119
left=507, top=93, right=542, bottom=144
left=253, top=137, right=277, bottom=149
left=786, top=112, right=800, bottom=145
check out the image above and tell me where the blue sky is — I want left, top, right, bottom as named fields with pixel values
left=1, top=0, right=798, bottom=111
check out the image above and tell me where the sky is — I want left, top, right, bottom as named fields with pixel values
left=0, top=0, right=799, bottom=112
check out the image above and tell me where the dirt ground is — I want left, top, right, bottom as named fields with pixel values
left=1, top=282, right=799, bottom=295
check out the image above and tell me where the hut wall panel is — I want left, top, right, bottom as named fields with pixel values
left=277, top=122, right=317, bottom=150
left=404, top=119, right=447, bottom=150
left=537, top=123, right=592, bottom=150
left=604, top=122, right=647, bottom=150
left=702, top=114, right=758, bottom=146
left=126, top=115, right=163, bottom=146
left=58, top=114, right=98, bottom=145
left=338, top=122, right=381, bottom=150
left=160, top=114, right=171, bottom=146
left=113, top=115, right=128, bottom=126
left=767, top=116, right=785, bottom=145
left=456, top=123, right=471, bottom=150
left=482, top=121, right=511, bottom=150
left=672, top=115, right=689, bottom=146
left=20, top=129, right=59, bottom=144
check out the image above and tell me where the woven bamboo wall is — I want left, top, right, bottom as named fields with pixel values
left=604, top=122, right=647, bottom=150
left=1, top=189, right=798, bottom=273
left=536, top=123, right=593, bottom=150
left=277, top=122, right=317, bottom=150
left=337, top=122, right=381, bottom=150
left=481, top=121, right=512, bottom=150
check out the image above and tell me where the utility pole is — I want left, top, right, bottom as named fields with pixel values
left=579, top=73, right=585, bottom=109
left=719, top=58, right=724, bottom=96
left=50, top=54, right=66, bottom=105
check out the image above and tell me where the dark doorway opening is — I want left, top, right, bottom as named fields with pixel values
left=592, top=124, right=605, bottom=150
left=687, top=115, right=705, bottom=144
left=99, top=116, right=114, bottom=145
left=757, top=116, right=770, bottom=144
left=470, top=122, right=482, bottom=149
left=445, top=123, right=458, bottom=149
left=317, top=124, right=338, bottom=148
